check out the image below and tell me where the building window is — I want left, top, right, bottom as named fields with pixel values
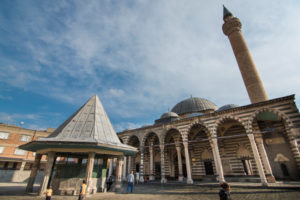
left=0, top=132, right=9, bottom=139
left=0, top=146, right=4, bottom=154
left=20, top=135, right=31, bottom=142
left=14, top=148, right=26, bottom=155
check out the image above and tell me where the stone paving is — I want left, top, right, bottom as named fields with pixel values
left=0, top=182, right=300, bottom=200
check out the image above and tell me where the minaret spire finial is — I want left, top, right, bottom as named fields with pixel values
left=223, top=5, right=233, bottom=20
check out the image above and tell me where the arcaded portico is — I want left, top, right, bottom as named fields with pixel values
left=119, top=95, right=300, bottom=185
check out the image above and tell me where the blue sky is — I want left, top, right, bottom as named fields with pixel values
left=1, top=0, right=300, bottom=132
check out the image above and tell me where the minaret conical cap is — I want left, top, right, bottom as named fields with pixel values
left=223, top=5, right=233, bottom=20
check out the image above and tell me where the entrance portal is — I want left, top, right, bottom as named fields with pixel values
left=204, top=161, right=214, bottom=175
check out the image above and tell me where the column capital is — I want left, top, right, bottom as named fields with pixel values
left=247, top=133, right=255, bottom=140
left=160, top=144, right=165, bottom=151
left=255, top=136, right=263, bottom=145
left=210, top=137, right=217, bottom=143
left=183, top=141, right=188, bottom=146
left=149, top=146, right=153, bottom=152
left=139, top=146, right=144, bottom=152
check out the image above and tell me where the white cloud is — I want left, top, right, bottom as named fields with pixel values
left=1, top=0, right=300, bottom=131
left=0, top=112, right=40, bottom=124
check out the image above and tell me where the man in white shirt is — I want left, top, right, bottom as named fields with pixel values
left=127, top=171, right=134, bottom=193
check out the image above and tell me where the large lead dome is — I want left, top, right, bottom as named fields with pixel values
left=171, top=97, right=218, bottom=115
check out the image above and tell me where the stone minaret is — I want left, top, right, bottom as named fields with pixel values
left=222, top=6, right=268, bottom=104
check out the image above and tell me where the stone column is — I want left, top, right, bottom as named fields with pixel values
left=108, top=158, right=113, bottom=177
left=26, top=154, right=42, bottom=193
left=20, top=161, right=26, bottom=171
left=115, top=157, right=123, bottom=189
left=100, top=157, right=109, bottom=192
left=183, top=141, right=193, bottom=184
left=139, top=147, right=144, bottom=183
left=160, top=144, right=167, bottom=183
left=127, top=156, right=132, bottom=174
left=149, top=145, right=155, bottom=180
left=222, top=11, right=268, bottom=103
left=175, top=143, right=184, bottom=181
left=86, top=153, right=95, bottom=194
left=122, top=156, right=127, bottom=181
left=247, top=134, right=268, bottom=186
left=39, top=152, right=55, bottom=195
left=210, top=138, right=225, bottom=183
left=255, top=136, right=276, bottom=183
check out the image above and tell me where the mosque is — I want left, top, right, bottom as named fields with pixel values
left=19, top=6, right=300, bottom=196
left=117, top=7, right=300, bottom=185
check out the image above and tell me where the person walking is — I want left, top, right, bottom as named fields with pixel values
left=78, top=180, right=87, bottom=200
left=219, top=182, right=232, bottom=200
left=45, top=186, right=53, bottom=200
left=127, top=171, right=134, bottom=193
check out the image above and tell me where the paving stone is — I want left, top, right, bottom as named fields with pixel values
left=0, top=182, right=300, bottom=200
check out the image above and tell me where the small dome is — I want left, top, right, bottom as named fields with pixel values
left=218, top=104, right=239, bottom=111
left=160, top=111, right=179, bottom=119
left=171, top=97, right=218, bottom=115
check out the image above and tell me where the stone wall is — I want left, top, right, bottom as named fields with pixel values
left=52, top=177, right=104, bottom=195
left=0, top=169, right=43, bottom=183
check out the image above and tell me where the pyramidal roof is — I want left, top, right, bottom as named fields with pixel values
left=39, top=95, right=123, bottom=146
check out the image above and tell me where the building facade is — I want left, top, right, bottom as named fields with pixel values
left=117, top=7, right=300, bottom=185
left=0, top=123, right=52, bottom=182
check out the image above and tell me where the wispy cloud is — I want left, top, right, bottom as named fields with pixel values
left=0, top=0, right=300, bottom=131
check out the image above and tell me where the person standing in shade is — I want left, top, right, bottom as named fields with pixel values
left=106, top=176, right=113, bottom=192
left=78, top=180, right=87, bottom=200
left=45, top=186, right=52, bottom=200
left=219, top=182, right=232, bottom=200
left=136, top=172, right=140, bottom=184
left=127, top=171, right=134, bottom=193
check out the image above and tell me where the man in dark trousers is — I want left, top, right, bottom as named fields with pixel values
left=106, top=176, right=113, bottom=191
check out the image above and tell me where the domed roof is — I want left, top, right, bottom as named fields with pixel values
left=171, top=97, right=218, bottom=115
left=160, top=111, right=179, bottom=119
left=218, top=104, right=239, bottom=111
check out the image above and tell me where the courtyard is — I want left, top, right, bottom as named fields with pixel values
left=0, top=182, right=300, bottom=200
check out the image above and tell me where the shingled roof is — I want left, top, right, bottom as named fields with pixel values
left=20, top=95, right=136, bottom=155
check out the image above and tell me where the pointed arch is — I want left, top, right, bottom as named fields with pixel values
left=186, top=121, right=211, bottom=139
left=215, top=116, right=248, bottom=137
left=247, top=107, right=294, bottom=132
left=161, top=127, right=183, bottom=145
left=127, top=135, right=140, bottom=148
left=141, top=132, right=160, bottom=147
